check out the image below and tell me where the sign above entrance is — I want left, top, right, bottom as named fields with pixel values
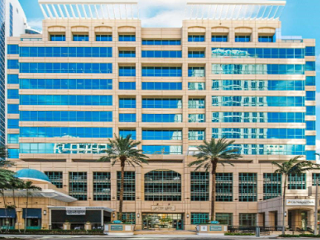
left=287, top=199, right=315, bottom=206
left=151, top=205, right=175, bottom=211
left=66, top=207, right=86, bottom=215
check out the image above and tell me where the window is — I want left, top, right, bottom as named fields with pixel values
left=142, top=40, right=181, bottom=45
left=212, top=35, right=228, bottom=42
left=306, top=106, right=316, bottom=116
left=142, top=82, right=182, bottom=90
left=8, top=119, right=19, bottom=129
left=188, top=51, right=205, bottom=58
left=7, top=74, right=19, bottom=84
left=7, top=134, right=19, bottom=144
left=7, top=59, right=19, bottom=69
left=119, top=114, right=136, bottom=122
left=7, top=104, right=19, bottom=114
left=119, top=82, right=136, bottom=90
left=50, top=35, right=65, bottom=41
left=235, top=35, right=251, bottom=42
left=142, top=51, right=182, bottom=58
left=216, top=173, right=233, bottom=202
left=119, top=98, right=136, bottom=108
left=191, top=213, right=209, bottom=224
left=20, top=111, right=112, bottom=122
left=306, top=76, right=316, bottom=86
left=142, top=130, right=182, bottom=140
left=142, top=67, right=182, bottom=77
left=7, top=149, right=19, bottom=159
left=306, top=62, right=316, bottom=71
left=191, top=172, right=209, bottom=201
left=258, top=35, right=274, bottom=42
left=188, top=114, right=205, bottom=123
left=93, top=172, right=111, bottom=201
left=20, top=63, right=112, bottom=74
left=73, top=35, right=89, bottom=41
left=263, top=173, right=281, bottom=200
left=188, top=98, right=205, bottom=109
left=306, top=136, right=316, bottom=145
left=142, top=145, right=182, bottom=155
left=216, top=213, right=233, bottom=226
left=117, top=171, right=135, bottom=200
left=188, top=67, right=205, bottom=77
left=119, top=51, right=136, bottom=58
left=306, top=121, right=316, bottom=131
left=20, top=95, right=113, bottom=106
left=229, top=144, right=305, bottom=156
left=7, top=89, right=19, bottom=99
left=118, top=213, right=135, bottom=224
left=45, top=172, right=63, bottom=188
left=69, top=172, right=87, bottom=201
left=188, top=82, right=205, bottom=90
left=142, top=98, right=182, bottom=109
left=306, top=91, right=316, bottom=101
left=239, top=213, right=256, bottom=227
left=306, top=46, right=316, bottom=56
left=239, top=173, right=257, bottom=202
left=145, top=170, right=181, bottom=201
left=142, top=114, right=182, bottom=123
left=288, top=173, right=306, bottom=189
left=119, top=66, right=136, bottom=77
left=20, top=79, right=112, bottom=89
left=188, top=35, right=205, bottom=42
left=307, top=151, right=316, bottom=161
left=312, top=173, right=320, bottom=186
left=119, top=35, right=135, bottom=41
left=7, top=45, right=19, bottom=54
left=96, top=35, right=112, bottom=41
left=119, top=129, right=136, bottom=140
left=188, top=130, right=205, bottom=140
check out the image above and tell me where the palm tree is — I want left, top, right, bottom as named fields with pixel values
left=8, top=178, right=24, bottom=232
left=188, top=138, right=242, bottom=222
left=272, top=156, right=320, bottom=235
left=0, top=146, right=13, bottom=168
left=22, top=181, right=41, bottom=233
left=98, top=134, right=149, bottom=221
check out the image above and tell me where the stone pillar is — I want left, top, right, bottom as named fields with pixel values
left=63, top=222, right=71, bottom=230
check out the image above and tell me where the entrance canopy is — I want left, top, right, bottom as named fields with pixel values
left=0, top=209, right=16, bottom=218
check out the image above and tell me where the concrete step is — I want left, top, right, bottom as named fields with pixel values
left=134, top=230, right=197, bottom=235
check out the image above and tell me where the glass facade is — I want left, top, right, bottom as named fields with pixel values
left=20, top=95, right=113, bottom=105
left=190, top=172, right=209, bottom=201
left=212, top=48, right=304, bottom=58
left=93, top=172, right=111, bottom=201
left=263, top=173, right=281, bottom=200
left=239, top=173, right=257, bottom=202
left=69, top=172, right=87, bottom=201
left=117, top=171, right=135, bottom=201
left=216, top=213, right=233, bottom=226
left=142, top=145, right=182, bottom=155
left=20, top=79, right=112, bottom=89
left=142, top=40, right=181, bottom=45
left=142, top=130, right=182, bottom=140
left=19, top=47, right=112, bottom=57
left=191, top=213, right=209, bottom=224
left=45, top=172, right=63, bottom=188
left=142, top=98, right=182, bottom=108
left=142, top=82, right=182, bottom=90
left=239, top=214, right=256, bottom=227
left=216, top=173, right=233, bottom=202
left=288, top=173, right=306, bottom=189
left=142, top=114, right=182, bottom=123
left=20, top=63, right=112, bottom=73
left=142, top=51, right=182, bottom=58
left=142, top=67, right=182, bottom=77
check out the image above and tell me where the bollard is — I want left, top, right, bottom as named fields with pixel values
left=256, top=227, right=260, bottom=237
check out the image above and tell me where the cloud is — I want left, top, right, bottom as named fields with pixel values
left=27, top=18, right=43, bottom=31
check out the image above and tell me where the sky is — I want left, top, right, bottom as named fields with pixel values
left=18, top=0, right=320, bottom=150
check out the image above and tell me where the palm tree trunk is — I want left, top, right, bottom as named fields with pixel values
left=119, top=159, right=125, bottom=222
left=282, top=174, right=287, bottom=235
left=211, top=159, right=218, bottom=222
left=24, top=190, right=28, bottom=233
left=1, top=190, right=9, bottom=232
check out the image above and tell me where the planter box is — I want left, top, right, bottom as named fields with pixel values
left=104, top=224, right=134, bottom=236
left=196, top=224, right=228, bottom=235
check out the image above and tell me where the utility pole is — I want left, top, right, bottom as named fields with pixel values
left=314, top=178, right=319, bottom=235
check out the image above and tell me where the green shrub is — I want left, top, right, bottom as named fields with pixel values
left=279, top=234, right=301, bottom=237
left=225, top=232, right=255, bottom=236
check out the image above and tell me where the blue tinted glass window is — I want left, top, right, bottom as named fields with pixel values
left=142, top=114, right=182, bottom=122
left=188, top=35, right=205, bottom=42
left=306, top=62, right=316, bottom=71
left=7, top=149, right=19, bottom=158
left=119, top=51, right=136, bottom=58
left=142, top=145, right=182, bottom=155
left=142, top=67, right=182, bottom=77
left=306, top=151, right=316, bottom=161
left=306, top=77, right=316, bottom=86
left=119, top=82, right=136, bottom=90
left=7, top=89, right=19, bottom=99
left=306, top=136, right=316, bottom=145
left=188, top=51, right=205, bottom=58
left=119, top=113, right=136, bottom=122
left=119, top=130, right=136, bottom=140
left=235, top=35, right=251, bottom=42
left=96, top=35, right=112, bottom=41
left=73, top=35, right=89, bottom=41
left=119, top=35, right=135, bottom=41
left=50, top=35, right=65, bottom=41
left=8, top=119, right=19, bottom=128
left=7, top=59, right=19, bottom=69
left=119, top=66, right=136, bottom=77
left=142, top=82, right=182, bottom=90
left=258, top=36, right=274, bottom=42
left=306, top=121, right=316, bottom=131
left=142, top=98, right=182, bottom=108
left=306, top=91, right=316, bottom=101
left=143, top=130, right=182, bottom=140
left=119, top=98, right=136, bottom=108
left=142, top=40, right=181, bottom=45
left=7, top=134, right=19, bottom=144
left=188, top=67, right=205, bottom=77
left=8, top=104, right=19, bottom=114
left=212, top=35, right=228, bottom=42
left=7, top=74, right=19, bottom=84
left=142, top=51, right=182, bottom=58
left=306, top=47, right=315, bottom=56
left=7, top=45, right=19, bottom=54
left=306, top=106, right=316, bottom=116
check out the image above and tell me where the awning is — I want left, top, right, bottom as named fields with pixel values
left=23, top=208, right=42, bottom=219
left=0, top=209, right=16, bottom=218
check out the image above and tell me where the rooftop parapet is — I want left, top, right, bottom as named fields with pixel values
left=185, top=0, right=286, bottom=20
left=38, top=0, right=139, bottom=19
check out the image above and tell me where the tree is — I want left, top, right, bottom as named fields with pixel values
left=188, top=138, right=242, bottom=222
left=272, top=156, right=320, bottom=235
left=22, top=181, right=41, bottom=233
left=98, top=134, right=149, bottom=221
left=7, top=177, right=24, bottom=232
left=0, top=146, right=13, bottom=168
